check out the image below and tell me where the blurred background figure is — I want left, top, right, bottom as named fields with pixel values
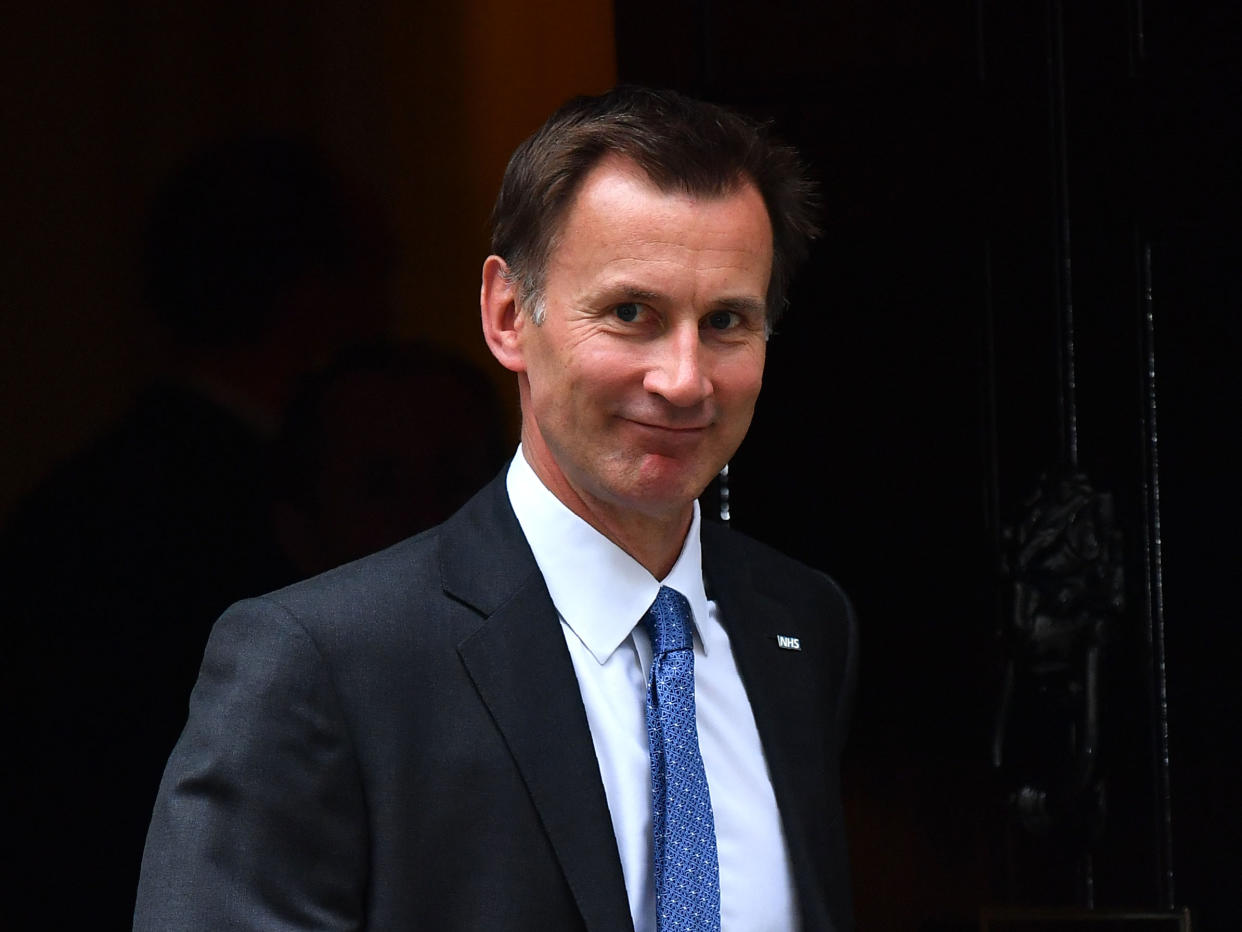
left=3, top=134, right=391, bottom=928
left=272, top=340, right=508, bottom=578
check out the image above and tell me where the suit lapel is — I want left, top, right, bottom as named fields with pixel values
left=440, top=476, right=634, bottom=932
left=702, top=527, right=837, bottom=931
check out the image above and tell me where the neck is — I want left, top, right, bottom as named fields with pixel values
left=579, top=500, right=691, bottom=582
left=520, top=441, right=692, bottom=580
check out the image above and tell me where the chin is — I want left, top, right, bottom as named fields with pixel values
left=614, top=471, right=712, bottom=517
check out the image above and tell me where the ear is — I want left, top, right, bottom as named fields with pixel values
left=480, top=255, right=527, bottom=373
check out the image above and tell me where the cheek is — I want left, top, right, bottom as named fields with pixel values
left=529, top=355, right=610, bottom=430
left=522, top=338, right=573, bottom=405
left=568, top=346, right=640, bottom=399
left=716, top=353, right=765, bottom=406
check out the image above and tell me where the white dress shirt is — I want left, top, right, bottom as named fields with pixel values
left=507, top=449, right=800, bottom=932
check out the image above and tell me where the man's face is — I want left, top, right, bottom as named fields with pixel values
left=511, top=155, right=772, bottom=526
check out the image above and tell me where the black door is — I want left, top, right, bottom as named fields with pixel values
left=618, top=2, right=1240, bottom=927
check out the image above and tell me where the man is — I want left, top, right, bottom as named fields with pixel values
left=134, top=86, right=856, bottom=931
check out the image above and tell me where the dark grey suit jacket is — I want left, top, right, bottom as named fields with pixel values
left=134, top=473, right=857, bottom=931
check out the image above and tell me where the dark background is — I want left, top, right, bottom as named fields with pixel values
left=4, top=1, right=1237, bottom=929
left=618, top=0, right=1239, bottom=928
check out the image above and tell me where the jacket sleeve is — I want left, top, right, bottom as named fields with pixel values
left=133, top=596, right=368, bottom=931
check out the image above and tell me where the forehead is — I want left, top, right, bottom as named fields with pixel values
left=564, top=153, right=763, bottom=225
left=547, top=154, right=774, bottom=284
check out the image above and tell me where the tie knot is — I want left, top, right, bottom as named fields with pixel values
left=643, top=586, right=694, bottom=655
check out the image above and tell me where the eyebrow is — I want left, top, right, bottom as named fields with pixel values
left=590, top=283, right=766, bottom=317
left=712, top=295, right=767, bottom=317
left=593, top=284, right=664, bottom=304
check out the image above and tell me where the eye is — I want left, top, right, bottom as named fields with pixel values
left=706, top=310, right=739, bottom=331
left=614, top=302, right=642, bottom=322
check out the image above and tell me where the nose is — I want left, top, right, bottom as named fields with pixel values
left=643, top=323, right=712, bottom=408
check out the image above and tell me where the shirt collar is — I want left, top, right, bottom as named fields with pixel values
left=506, top=446, right=711, bottom=665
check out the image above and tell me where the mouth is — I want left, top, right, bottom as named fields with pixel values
left=624, top=418, right=712, bottom=433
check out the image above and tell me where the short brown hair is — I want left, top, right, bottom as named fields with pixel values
left=490, top=85, right=819, bottom=326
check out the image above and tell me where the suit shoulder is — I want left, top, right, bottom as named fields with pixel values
left=274, top=526, right=441, bottom=603
left=251, top=470, right=525, bottom=631
left=220, top=526, right=447, bottom=652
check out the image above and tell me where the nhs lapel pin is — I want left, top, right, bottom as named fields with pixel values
left=776, top=634, right=802, bottom=651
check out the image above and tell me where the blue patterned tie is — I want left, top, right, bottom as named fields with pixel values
left=642, top=586, right=722, bottom=932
